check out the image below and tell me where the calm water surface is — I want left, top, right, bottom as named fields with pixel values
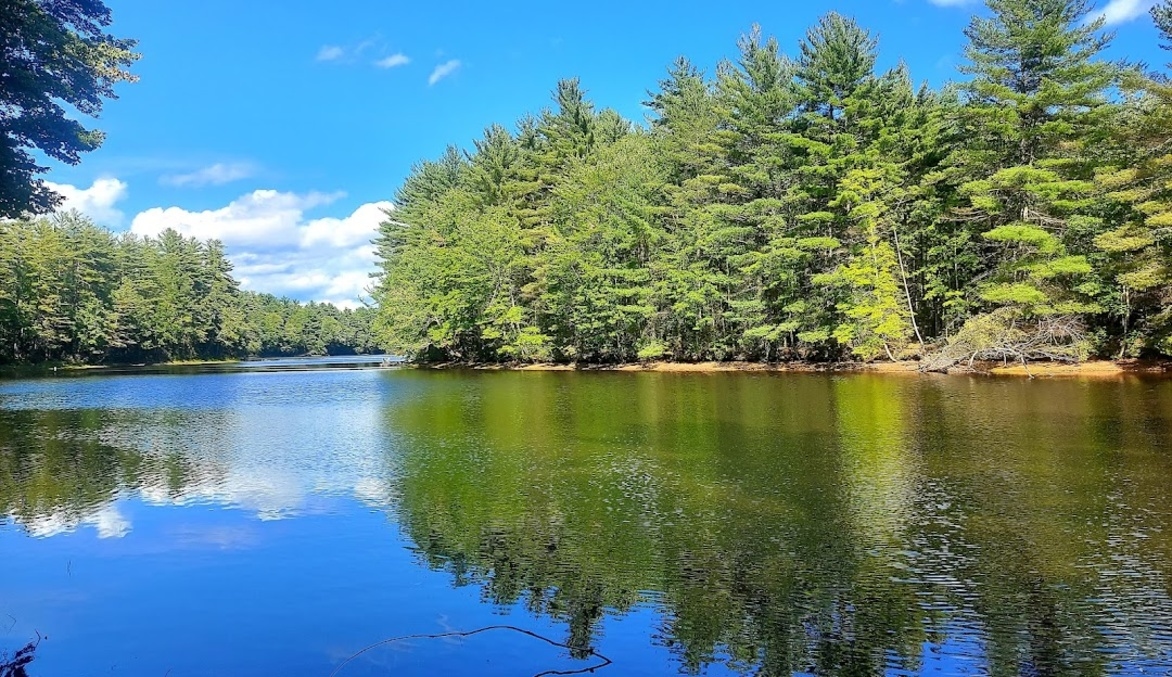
left=1, top=362, right=1171, bottom=675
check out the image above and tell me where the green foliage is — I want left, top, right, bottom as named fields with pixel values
left=1155, top=1, right=1172, bottom=53
left=818, top=237, right=913, bottom=360
left=372, top=4, right=1168, bottom=364
left=1091, top=67, right=1172, bottom=355
left=983, top=224, right=1060, bottom=253
left=0, top=216, right=378, bottom=364
left=0, top=0, right=139, bottom=217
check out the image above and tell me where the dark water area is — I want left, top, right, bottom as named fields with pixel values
left=1, top=365, right=1170, bottom=676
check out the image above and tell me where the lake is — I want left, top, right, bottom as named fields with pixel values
left=2, top=362, right=1171, bottom=676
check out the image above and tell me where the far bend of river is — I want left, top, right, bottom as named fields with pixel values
left=2, top=360, right=1171, bottom=676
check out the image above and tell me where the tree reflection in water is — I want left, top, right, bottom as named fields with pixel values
left=382, top=372, right=1172, bottom=675
left=1, top=371, right=1170, bottom=675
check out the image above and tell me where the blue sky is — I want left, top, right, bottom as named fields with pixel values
left=46, top=0, right=1164, bottom=307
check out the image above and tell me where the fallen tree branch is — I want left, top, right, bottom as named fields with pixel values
left=920, top=310, right=1089, bottom=374
left=329, top=625, right=613, bottom=677
left=1, top=632, right=41, bottom=677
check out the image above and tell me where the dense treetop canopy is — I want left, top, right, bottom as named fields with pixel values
left=371, top=0, right=1172, bottom=367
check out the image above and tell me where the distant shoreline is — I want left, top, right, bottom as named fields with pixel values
left=413, top=359, right=1172, bottom=379
left=5, top=357, right=1168, bottom=379
left=1, top=354, right=391, bottom=376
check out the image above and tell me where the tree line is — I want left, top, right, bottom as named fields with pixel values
left=372, top=0, right=1172, bottom=366
left=0, top=215, right=379, bottom=364
left=2, top=2, right=381, bottom=366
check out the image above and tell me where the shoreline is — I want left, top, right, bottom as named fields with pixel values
left=415, top=359, right=1172, bottom=379
left=1, top=355, right=381, bottom=375
left=5, top=357, right=1169, bottom=379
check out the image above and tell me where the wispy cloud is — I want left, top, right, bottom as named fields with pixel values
left=316, top=45, right=345, bottom=62
left=317, top=36, right=407, bottom=68
left=161, top=162, right=255, bottom=188
left=44, top=177, right=128, bottom=227
left=375, top=53, right=410, bottom=69
left=1090, top=0, right=1157, bottom=26
left=428, top=59, right=461, bottom=86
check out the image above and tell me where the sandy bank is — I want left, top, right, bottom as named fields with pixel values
left=416, top=359, right=1172, bottom=378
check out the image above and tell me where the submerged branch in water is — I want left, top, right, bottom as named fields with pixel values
left=0, top=632, right=41, bottom=677
left=329, top=625, right=613, bottom=677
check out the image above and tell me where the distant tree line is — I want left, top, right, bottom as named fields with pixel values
left=0, top=215, right=379, bottom=364
left=372, top=0, right=1172, bottom=365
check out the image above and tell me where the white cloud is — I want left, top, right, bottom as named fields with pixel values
left=131, top=189, right=343, bottom=248
left=94, top=506, right=132, bottom=539
left=161, top=162, right=255, bottom=188
left=19, top=504, right=131, bottom=539
left=44, top=177, right=128, bottom=227
left=375, top=53, right=410, bottom=69
left=300, top=201, right=390, bottom=248
left=318, top=38, right=400, bottom=67
left=428, top=59, right=461, bottom=85
left=1090, top=0, right=1157, bottom=25
left=317, top=45, right=345, bottom=61
left=232, top=242, right=381, bottom=308
left=130, top=190, right=392, bottom=306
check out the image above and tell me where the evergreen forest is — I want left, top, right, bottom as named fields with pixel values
left=1, top=0, right=380, bottom=366
left=0, top=216, right=379, bottom=364
left=372, top=0, right=1172, bottom=367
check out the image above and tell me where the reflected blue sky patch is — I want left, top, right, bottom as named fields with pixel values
left=3, top=499, right=637, bottom=676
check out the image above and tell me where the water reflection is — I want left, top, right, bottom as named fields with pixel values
left=1, top=369, right=1171, bottom=675
left=381, top=372, right=1172, bottom=675
left=0, top=370, right=395, bottom=536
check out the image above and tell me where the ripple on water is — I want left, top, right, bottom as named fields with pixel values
left=2, top=369, right=1172, bottom=675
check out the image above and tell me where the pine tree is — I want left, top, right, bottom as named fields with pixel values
left=1089, top=3, right=1172, bottom=355
left=1154, top=0, right=1172, bottom=50
left=369, top=8, right=1168, bottom=366
left=539, top=135, right=663, bottom=361
left=947, top=0, right=1116, bottom=350
left=0, top=0, right=138, bottom=217
left=646, top=57, right=734, bottom=358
